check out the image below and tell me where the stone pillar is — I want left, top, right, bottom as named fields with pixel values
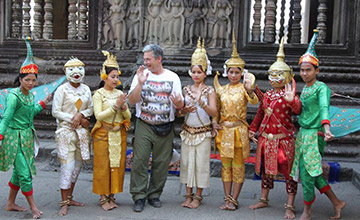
left=33, top=0, right=43, bottom=39
left=68, top=0, right=78, bottom=40
left=290, top=0, right=301, bottom=43
left=11, top=0, right=22, bottom=38
left=22, top=0, right=31, bottom=38
left=264, top=0, right=277, bottom=43
left=251, top=0, right=262, bottom=42
left=317, top=0, right=327, bottom=43
left=78, top=0, right=88, bottom=40
left=43, top=0, right=53, bottom=39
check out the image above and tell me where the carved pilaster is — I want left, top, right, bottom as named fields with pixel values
left=317, top=0, right=327, bottom=43
left=290, top=0, right=301, bottom=43
left=68, top=0, right=78, bottom=40
left=279, top=0, right=286, bottom=41
left=251, top=0, right=262, bottom=42
left=11, top=0, right=22, bottom=38
left=287, top=0, right=294, bottom=43
left=264, top=0, right=277, bottom=43
left=78, top=0, right=88, bottom=40
left=22, top=0, right=31, bottom=38
left=33, top=0, right=43, bottom=39
left=43, top=0, right=53, bottom=39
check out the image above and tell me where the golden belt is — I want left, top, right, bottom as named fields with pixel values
left=182, top=123, right=212, bottom=135
left=221, top=120, right=248, bottom=128
left=102, top=122, right=121, bottom=132
left=261, top=132, right=286, bottom=141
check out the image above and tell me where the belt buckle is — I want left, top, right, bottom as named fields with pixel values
left=268, top=133, right=274, bottom=141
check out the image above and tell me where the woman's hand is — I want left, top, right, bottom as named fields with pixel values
left=182, top=102, right=196, bottom=113
left=115, top=93, right=128, bottom=109
left=43, top=94, right=52, bottom=104
left=212, top=122, right=222, bottom=137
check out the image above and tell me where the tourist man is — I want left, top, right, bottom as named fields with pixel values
left=128, top=44, right=184, bottom=212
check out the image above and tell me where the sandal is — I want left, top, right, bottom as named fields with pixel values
left=259, top=197, right=269, bottom=204
left=99, top=197, right=109, bottom=206
left=193, top=195, right=203, bottom=202
left=227, top=195, right=238, bottom=210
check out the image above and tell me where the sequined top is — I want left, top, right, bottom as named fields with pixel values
left=214, top=83, right=258, bottom=158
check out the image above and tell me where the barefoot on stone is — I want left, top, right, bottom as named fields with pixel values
left=299, top=210, right=311, bottom=220
left=69, top=199, right=84, bottom=207
left=330, top=200, right=346, bottom=219
left=249, top=201, right=268, bottom=210
left=188, top=199, right=201, bottom=209
left=109, top=200, right=118, bottom=209
left=101, top=202, right=113, bottom=211
left=31, top=207, right=42, bottom=219
left=58, top=205, right=68, bottom=216
left=181, top=197, right=192, bottom=208
left=284, top=209, right=295, bottom=219
left=5, top=203, right=27, bottom=212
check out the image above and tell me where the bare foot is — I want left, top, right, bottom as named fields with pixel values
left=5, top=203, right=27, bottom=212
left=284, top=209, right=295, bottom=219
left=181, top=197, right=192, bottom=208
left=69, top=199, right=84, bottom=207
left=31, top=206, right=43, bottom=219
left=299, top=210, right=311, bottom=220
left=249, top=201, right=268, bottom=210
left=330, top=200, right=346, bottom=219
left=109, top=200, right=118, bottom=209
left=101, top=202, right=113, bottom=211
left=188, top=199, right=201, bottom=209
left=58, top=205, right=68, bottom=216
left=219, top=201, right=229, bottom=210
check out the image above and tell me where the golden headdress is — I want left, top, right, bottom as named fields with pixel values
left=63, top=57, right=85, bottom=72
left=268, top=37, right=293, bottom=87
left=100, top=50, right=121, bottom=84
left=190, top=37, right=212, bottom=75
left=224, top=31, right=245, bottom=72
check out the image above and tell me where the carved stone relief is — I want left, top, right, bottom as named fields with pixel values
left=101, top=0, right=234, bottom=50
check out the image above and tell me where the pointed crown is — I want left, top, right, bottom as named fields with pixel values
left=20, top=37, right=38, bottom=74
left=299, top=29, right=319, bottom=66
left=100, top=50, right=120, bottom=75
left=269, top=37, right=291, bottom=73
left=225, top=31, right=245, bottom=71
left=64, top=57, right=85, bottom=72
left=191, top=37, right=208, bottom=72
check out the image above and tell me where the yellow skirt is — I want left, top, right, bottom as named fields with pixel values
left=92, top=124, right=127, bottom=195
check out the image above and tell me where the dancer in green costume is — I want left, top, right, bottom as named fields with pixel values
left=0, top=38, right=51, bottom=219
left=290, top=30, right=345, bottom=220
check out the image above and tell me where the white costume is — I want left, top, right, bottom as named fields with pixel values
left=52, top=58, right=93, bottom=189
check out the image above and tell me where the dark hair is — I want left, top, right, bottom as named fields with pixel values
left=142, top=44, right=164, bottom=62
left=14, top=73, right=38, bottom=86
left=98, top=67, right=118, bottom=88
left=227, top=67, right=242, bottom=73
left=312, top=64, right=319, bottom=70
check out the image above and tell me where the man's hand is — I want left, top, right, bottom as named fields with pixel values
left=137, top=65, right=149, bottom=85
left=212, top=122, right=222, bottom=137
left=71, top=112, right=83, bottom=129
left=43, top=94, right=52, bottom=104
left=249, top=130, right=258, bottom=144
left=284, top=78, right=296, bottom=103
left=170, top=92, right=183, bottom=109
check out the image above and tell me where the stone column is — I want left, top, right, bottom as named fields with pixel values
left=251, top=0, right=262, bottom=42
left=317, top=0, right=327, bottom=43
left=68, top=0, right=78, bottom=39
left=78, top=0, right=88, bottom=40
left=43, top=0, right=53, bottom=39
left=264, top=0, right=277, bottom=43
left=22, top=0, right=31, bottom=38
left=33, top=0, right=43, bottom=39
left=11, top=0, right=22, bottom=38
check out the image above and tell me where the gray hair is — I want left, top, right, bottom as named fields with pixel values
left=142, top=44, right=164, bottom=61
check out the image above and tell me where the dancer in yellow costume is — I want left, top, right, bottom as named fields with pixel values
left=213, top=32, right=258, bottom=210
left=91, top=51, right=131, bottom=211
